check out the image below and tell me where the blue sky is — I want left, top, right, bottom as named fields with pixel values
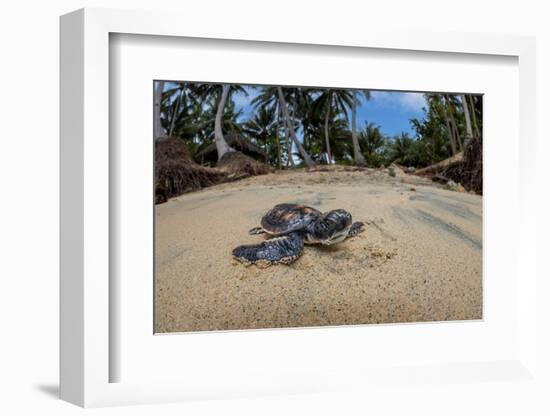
left=160, top=82, right=428, bottom=137
left=357, top=91, right=427, bottom=137
left=232, top=86, right=427, bottom=137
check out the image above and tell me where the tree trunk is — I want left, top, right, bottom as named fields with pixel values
left=451, top=115, right=463, bottom=152
left=283, top=107, right=294, bottom=167
left=461, top=95, right=474, bottom=143
left=288, top=106, right=295, bottom=167
left=277, top=87, right=315, bottom=167
left=276, top=131, right=281, bottom=169
left=154, top=80, right=165, bottom=140
left=214, top=84, right=234, bottom=160
left=442, top=110, right=457, bottom=155
left=442, top=96, right=457, bottom=155
left=444, top=95, right=463, bottom=151
left=351, top=91, right=366, bottom=166
left=324, top=92, right=332, bottom=164
left=168, top=88, right=182, bottom=137
left=468, top=95, right=480, bottom=139
left=302, top=121, right=308, bottom=151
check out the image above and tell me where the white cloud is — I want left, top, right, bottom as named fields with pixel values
left=368, top=91, right=426, bottom=112
left=399, top=92, right=427, bottom=111
left=368, top=91, right=392, bottom=105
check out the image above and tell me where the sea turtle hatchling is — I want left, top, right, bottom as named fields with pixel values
left=232, top=203, right=364, bottom=266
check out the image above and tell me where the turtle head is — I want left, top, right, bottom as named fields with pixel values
left=310, top=209, right=352, bottom=245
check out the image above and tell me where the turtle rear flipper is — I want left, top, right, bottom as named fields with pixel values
left=248, top=226, right=266, bottom=235
left=232, top=232, right=304, bottom=266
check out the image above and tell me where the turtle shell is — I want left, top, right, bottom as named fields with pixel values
left=260, top=203, right=321, bottom=235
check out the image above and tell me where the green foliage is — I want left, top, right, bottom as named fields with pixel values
left=242, top=105, right=280, bottom=167
left=386, top=133, right=432, bottom=167
left=405, top=92, right=481, bottom=167
left=358, top=122, right=387, bottom=167
left=156, top=81, right=481, bottom=170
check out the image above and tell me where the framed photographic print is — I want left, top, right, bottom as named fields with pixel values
left=152, top=80, right=483, bottom=334
left=60, top=7, right=538, bottom=408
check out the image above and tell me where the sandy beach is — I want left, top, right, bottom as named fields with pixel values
left=155, top=167, right=482, bottom=333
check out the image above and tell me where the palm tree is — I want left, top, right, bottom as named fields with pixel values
left=163, top=82, right=187, bottom=137
left=426, top=93, right=459, bottom=155
left=277, top=87, right=315, bottom=167
left=410, top=102, right=452, bottom=164
left=359, top=121, right=386, bottom=167
left=468, top=95, right=480, bottom=139
left=444, top=94, right=463, bottom=152
left=153, top=80, right=165, bottom=140
left=325, top=118, right=353, bottom=162
left=440, top=96, right=457, bottom=155
left=164, top=85, right=243, bottom=156
left=252, top=86, right=293, bottom=167
left=461, top=94, right=474, bottom=142
left=280, top=101, right=295, bottom=167
left=351, top=90, right=371, bottom=166
left=294, top=89, right=315, bottom=152
left=252, top=86, right=315, bottom=167
left=389, top=132, right=414, bottom=165
left=195, top=83, right=247, bottom=160
left=214, top=85, right=236, bottom=159
left=243, top=105, right=280, bottom=168
left=314, top=88, right=353, bottom=164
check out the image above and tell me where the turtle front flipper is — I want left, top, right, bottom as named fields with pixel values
left=248, top=226, right=266, bottom=235
left=232, top=232, right=304, bottom=266
left=347, top=221, right=365, bottom=239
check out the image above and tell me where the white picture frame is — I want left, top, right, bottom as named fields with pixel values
left=60, top=7, right=538, bottom=408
